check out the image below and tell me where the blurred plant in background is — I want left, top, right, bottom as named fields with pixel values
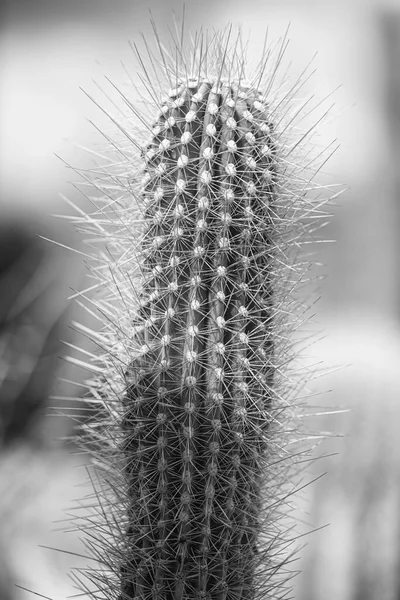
left=0, top=222, right=68, bottom=446
left=0, top=219, right=78, bottom=600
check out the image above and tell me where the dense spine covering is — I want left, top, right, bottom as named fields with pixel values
left=63, top=23, right=335, bottom=600
left=121, top=79, right=276, bottom=600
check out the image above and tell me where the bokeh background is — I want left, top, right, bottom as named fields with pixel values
left=1, top=0, right=400, bottom=598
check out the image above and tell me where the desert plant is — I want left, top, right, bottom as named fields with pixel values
left=61, top=21, right=336, bottom=600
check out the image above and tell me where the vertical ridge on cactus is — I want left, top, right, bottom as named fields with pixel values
left=59, top=21, right=338, bottom=600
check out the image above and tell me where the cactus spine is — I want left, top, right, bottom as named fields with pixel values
left=65, top=23, right=334, bottom=600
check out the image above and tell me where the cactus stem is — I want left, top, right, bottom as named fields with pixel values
left=59, top=17, right=338, bottom=600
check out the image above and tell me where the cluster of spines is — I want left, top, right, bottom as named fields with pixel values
left=60, top=24, right=335, bottom=600
left=118, top=77, right=281, bottom=600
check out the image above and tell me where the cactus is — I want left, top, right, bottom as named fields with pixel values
left=120, top=80, right=277, bottom=600
left=63, top=22, right=336, bottom=600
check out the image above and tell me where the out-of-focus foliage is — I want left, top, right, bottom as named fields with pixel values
left=0, top=220, right=74, bottom=599
left=0, top=222, right=68, bottom=446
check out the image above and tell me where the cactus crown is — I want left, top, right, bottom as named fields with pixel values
left=61, top=21, right=336, bottom=600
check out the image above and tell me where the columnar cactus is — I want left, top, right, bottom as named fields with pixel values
left=121, top=77, right=277, bottom=600
left=64, top=24, right=335, bottom=600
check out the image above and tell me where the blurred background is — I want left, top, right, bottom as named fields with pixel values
left=1, top=0, right=400, bottom=598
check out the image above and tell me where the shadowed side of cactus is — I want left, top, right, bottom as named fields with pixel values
left=61, top=23, right=336, bottom=600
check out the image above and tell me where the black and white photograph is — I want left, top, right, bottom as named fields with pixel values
left=0, top=1, right=399, bottom=599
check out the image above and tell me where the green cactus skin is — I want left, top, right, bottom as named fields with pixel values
left=63, top=23, right=336, bottom=600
